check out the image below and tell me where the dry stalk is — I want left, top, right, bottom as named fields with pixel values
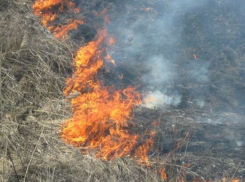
left=23, top=127, right=44, bottom=181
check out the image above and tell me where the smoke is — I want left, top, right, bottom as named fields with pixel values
left=140, top=55, right=181, bottom=108
left=74, top=0, right=245, bottom=152
left=141, top=55, right=173, bottom=85
left=106, top=0, right=210, bottom=109
left=106, top=0, right=245, bottom=115
left=73, top=0, right=244, bottom=120
left=142, top=90, right=181, bottom=109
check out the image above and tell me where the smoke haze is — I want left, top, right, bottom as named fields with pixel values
left=96, top=0, right=245, bottom=116
left=75, top=0, right=245, bottom=119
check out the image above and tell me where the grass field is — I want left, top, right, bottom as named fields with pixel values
left=1, top=0, right=244, bottom=181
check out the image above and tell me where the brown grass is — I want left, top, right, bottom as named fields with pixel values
left=0, top=1, right=163, bottom=181
left=2, top=0, right=229, bottom=181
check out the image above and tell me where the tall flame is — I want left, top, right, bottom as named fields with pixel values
left=32, top=0, right=154, bottom=164
left=61, top=28, right=154, bottom=161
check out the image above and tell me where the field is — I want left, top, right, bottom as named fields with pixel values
left=0, top=0, right=244, bottom=181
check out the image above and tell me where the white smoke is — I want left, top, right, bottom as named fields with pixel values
left=140, top=55, right=181, bottom=108
left=142, top=90, right=181, bottom=109
left=141, top=55, right=173, bottom=84
left=107, top=0, right=210, bottom=109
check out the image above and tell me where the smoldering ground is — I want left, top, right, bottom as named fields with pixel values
left=103, top=0, right=245, bottom=154
left=93, top=0, right=245, bottom=118
left=73, top=0, right=245, bottom=153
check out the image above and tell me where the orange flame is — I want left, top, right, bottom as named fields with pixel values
left=61, top=29, right=154, bottom=162
left=104, top=50, right=116, bottom=66
left=33, top=0, right=83, bottom=38
left=32, top=2, right=242, bottom=181
left=193, top=54, right=197, bottom=59
left=231, top=179, right=240, bottom=182
left=108, top=37, right=116, bottom=46
left=159, top=168, right=167, bottom=180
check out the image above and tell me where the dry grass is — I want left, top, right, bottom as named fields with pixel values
left=0, top=1, right=163, bottom=181
left=2, top=0, right=234, bottom=181
left=1, top=117, right=163, bottom=182
left=0, top=0, right=75, bottom=121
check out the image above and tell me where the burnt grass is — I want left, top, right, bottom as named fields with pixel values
left=132, top=107, right=245, bottom=180
left=1, top=0, right=245, bottom=181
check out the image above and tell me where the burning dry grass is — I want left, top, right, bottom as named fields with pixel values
left=1, top=0, right=244, bottom=182
left=1, top=118, right=162, bottom=182
left=0, top=1, right=160, bottom=181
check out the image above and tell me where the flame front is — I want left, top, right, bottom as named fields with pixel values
left=61, top=29, right=154, bottom=161
left=32, top=1, right=242, bottom=181
left=32, top=0, right=154, bottom=166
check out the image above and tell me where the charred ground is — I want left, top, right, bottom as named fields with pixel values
left=0, top=0, right=245, bottom=181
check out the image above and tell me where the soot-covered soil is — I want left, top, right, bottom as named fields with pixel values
left=95, top=1, right=245, bottom=179
left=1, top=0, right=245, bottom=181
left=133, top=107, right=245, bottom=180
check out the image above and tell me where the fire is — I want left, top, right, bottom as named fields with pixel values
left=143, top=94, right=156, bottom=104
left=61, top=28, right=154, bottom=162
left=108, top=37, right=116, bottom=45
left=50, top=19, right=84, bottom=38
left=33, top=0, right=83, bottom=38
left=222, top=177, right=241, bottom=182
left=32, top=1, right=243, bottom=181
left=231, top=179, right=241, bottom=182
left=193, top=54, right=197, bottom=59
left=104, top=50, right=116, bottom=66
left=33, top=0, right=155, bottom=162
left=159, top=168, right=167, bottom=180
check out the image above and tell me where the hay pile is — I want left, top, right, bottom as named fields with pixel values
left=0, top=1, right=161, bottom=181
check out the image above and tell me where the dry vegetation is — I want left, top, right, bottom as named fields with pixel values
left=1, top=0, right=244, bottom=182
left=0, top=0, right=163, bottom=181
